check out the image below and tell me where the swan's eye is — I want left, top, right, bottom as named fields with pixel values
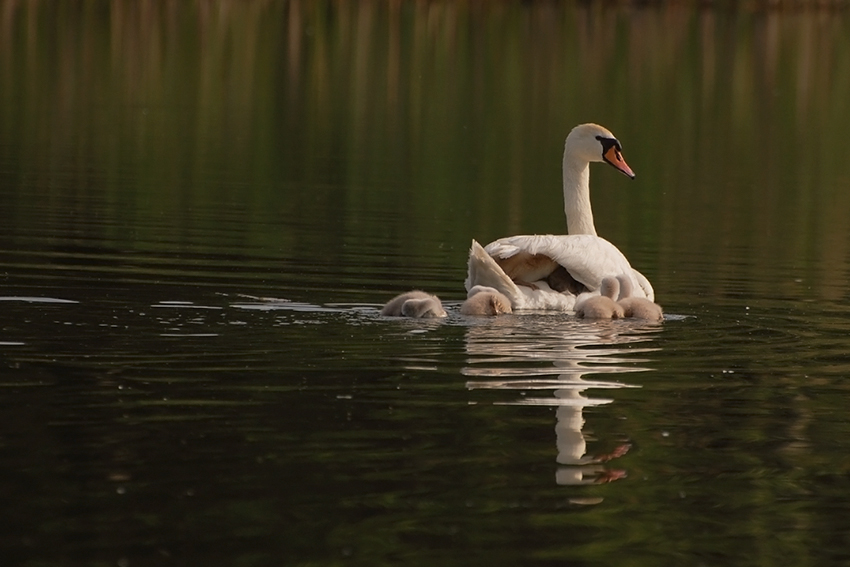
left=595, top=135, right=622, bottom=154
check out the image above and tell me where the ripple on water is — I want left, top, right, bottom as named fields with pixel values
left=0, top=296, right=78, bottom=303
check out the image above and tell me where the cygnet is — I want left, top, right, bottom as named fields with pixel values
left=616, top=275, right=663, bottom=322
left=574, top=277, right=624, bottom=319
left=381, top=290, right=447, bottom=318
left=461, top=286, right=512, bottom=316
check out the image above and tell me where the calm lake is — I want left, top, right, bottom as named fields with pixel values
left=2, top=1, right=850, bottom=566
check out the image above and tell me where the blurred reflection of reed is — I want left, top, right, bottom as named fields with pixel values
left=1, top=1, right=849, bottom=297
left=4, top=1, right=847, bottom=164
left=464, top=316, right=659, bottom=493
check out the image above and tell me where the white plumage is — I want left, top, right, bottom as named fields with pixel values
left=464, top=123, right=655, bottom=312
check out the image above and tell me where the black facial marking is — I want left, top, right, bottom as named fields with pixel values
left=595, top=135, right=622, bottom=153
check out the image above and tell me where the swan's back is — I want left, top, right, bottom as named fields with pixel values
left=483, top=234, right=654, bottom=300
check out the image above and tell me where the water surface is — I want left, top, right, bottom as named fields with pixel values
left=2, top=2, right=850, bottom=566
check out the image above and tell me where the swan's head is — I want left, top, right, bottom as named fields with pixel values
left=565, top=123, right=635, bottom=179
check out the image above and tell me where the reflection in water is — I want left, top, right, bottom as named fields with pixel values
left=0, top=296, right=78, bottom=304
left=464, top=316, right=659, bottom=494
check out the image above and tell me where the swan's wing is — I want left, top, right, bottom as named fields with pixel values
left=484, top=234, right=638, bottom=292
left=631, top=269, right=655, bottom=302
left=465, top=240, right=577, bottom=311
left=465, top=240, right=523, bottom=305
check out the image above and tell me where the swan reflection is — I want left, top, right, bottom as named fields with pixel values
left=464, top=316, right=659, bottom=495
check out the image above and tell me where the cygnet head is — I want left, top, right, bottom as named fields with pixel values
left=599, top=276, right=621, bottom=300
left=615, top=274, right=634, bottom=300
left=565, top=123, right=635, bottom=179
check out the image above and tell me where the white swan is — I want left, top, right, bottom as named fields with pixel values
left=460, top=285, right=513, bottom=316
left=381, top=291, right=447, bottom=318
left=465, top=123, right=654, bottom=311
left=575, top=276, right=624, bottom=319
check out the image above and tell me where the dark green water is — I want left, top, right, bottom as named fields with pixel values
left=2, top=2, right=850, bottom=566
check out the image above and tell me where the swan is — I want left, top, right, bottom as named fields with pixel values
left=575, top=276, right=624, bottom=319
left=616, top=275, right=664, bottom=322
left=381, top=291, right=447, bottom=318
left=460, top=285, right=513, bottom=316
left=464, top=123, right=654, bottom=311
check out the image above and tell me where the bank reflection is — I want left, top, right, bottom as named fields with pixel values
left=464, top=317, right=659, bottom=494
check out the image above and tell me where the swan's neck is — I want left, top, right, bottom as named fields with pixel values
left=562, top=156, right=596, bottom=236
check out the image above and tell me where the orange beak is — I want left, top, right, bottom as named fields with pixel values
left=603, top=146, right=636, bottom=179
